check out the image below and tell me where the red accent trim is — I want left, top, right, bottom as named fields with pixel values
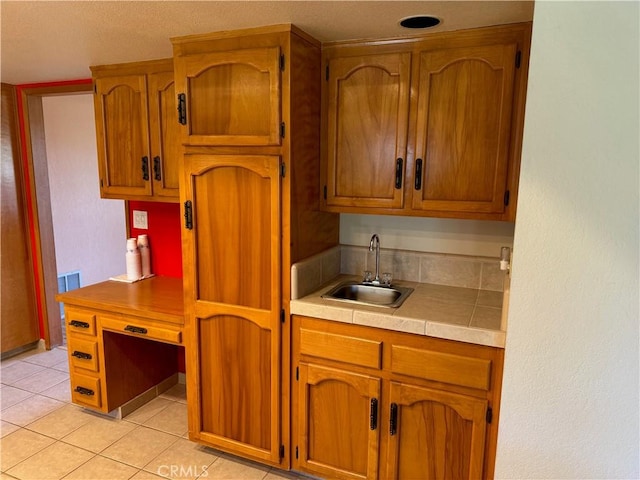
left=18, top=78, right=93, bottom=89
left=15, top=79, right=93, bottom=340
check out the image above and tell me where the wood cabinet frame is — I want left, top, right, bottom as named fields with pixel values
left=320, top=22, right=532, bottom=221
left=292, top=315, right=505, bottom=480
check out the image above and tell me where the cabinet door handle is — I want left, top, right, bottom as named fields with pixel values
left=74, top=386, right=94, bottom=396
left=370, top=398, right=378, bottom=430
left=141, top=156, right=149, bottom=181
left=390, top=402, right=398, bottom=435
left=124, top=325, right=148, bottom=335
left=395, top=158, right=403, bottom=189
left=71, top=351, right=92, bottom=360
left=69, top=320, right=90, bottom=329
left=184, top=200, right=193, bottom=230
left=177, top=93, right=187, bottom=125
left=153, top=156, right=162, bottom=181
left=414, top=158, right=423, bottom=190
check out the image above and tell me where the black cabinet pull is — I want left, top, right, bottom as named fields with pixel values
left=390, top=402, right=398, bottom=435
left=71, top=351, right=92, bottom=360
left=141, top=156, right=149, bottom=181
left=69, top=320, right=90, bottom=329
left=153, top=156, right=162, bottom=181
left=184, top=200, right=193, bottom=230
left=74, top=386, right=94, bottom=396
left=370, top=398, right=378, bottom=430
left=124, top=325, right=148, bottom=335
left=414, top=158, right=423, bottom=190
left=177, top=93, right=187, bottom=125
left=395, top=158, right=403, bottom=189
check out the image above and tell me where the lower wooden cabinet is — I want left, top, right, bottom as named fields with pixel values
left=385, top=382, right=488, bottom=479
left=297, top=363, right=381, bottom=480
left=292, top=315, right=504, bottom=480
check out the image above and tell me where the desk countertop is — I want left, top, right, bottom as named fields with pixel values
left=56, top=276, right=184, bottom=325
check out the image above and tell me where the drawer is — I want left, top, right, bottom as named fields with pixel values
left=65, top=308, right=97, bottom=336
left=67, top=337, right=99, bottom=372
left=100, top=316, right=182, bottom=345
left=70, top=373, right=102, bottom=409
left=390, top=345, right=492, bottom=390
left=300, top=328, right=382, bottom=369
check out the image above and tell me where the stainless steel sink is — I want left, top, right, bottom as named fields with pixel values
left=322, top=281, right=414, bottom=308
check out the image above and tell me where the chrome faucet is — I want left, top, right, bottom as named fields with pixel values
left=368, top=234, right=381, bottom=285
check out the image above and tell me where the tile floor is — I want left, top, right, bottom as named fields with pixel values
left=1, top=347, right=305, bottom=480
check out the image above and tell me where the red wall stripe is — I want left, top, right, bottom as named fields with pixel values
left=16, top=78, right=94, bottom=340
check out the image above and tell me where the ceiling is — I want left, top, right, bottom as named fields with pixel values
left=0, top=1, right=534, bottom=84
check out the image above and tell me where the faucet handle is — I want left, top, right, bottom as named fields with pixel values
left=363, top=271, right=373, bottom=283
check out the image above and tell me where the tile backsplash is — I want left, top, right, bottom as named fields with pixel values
left=291, top=244, right=506, bottom=300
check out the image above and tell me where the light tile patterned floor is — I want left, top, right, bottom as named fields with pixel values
left=0, top=348, right=305, bottom=480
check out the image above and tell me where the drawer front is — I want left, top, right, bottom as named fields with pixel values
left=70, top=373, right=102, bottom=409
left=300, top=328, right=382, bottom=369
left=100, top=316, right=182, bottom=345
left=67, top=337, right=99, bottom=372
left=391, top=345, right=492, bottom=390
left=65, top=308, right=97, bottom=336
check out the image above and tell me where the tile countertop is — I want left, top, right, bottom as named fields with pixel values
left=290, top=274, right=507, bottom=348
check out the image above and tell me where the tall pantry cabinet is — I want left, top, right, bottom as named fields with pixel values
left=172, top=25, right=339, bottom=468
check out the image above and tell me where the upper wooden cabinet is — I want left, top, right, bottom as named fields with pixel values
left=324, top=52, right=411, bottom=209
left=91, top=59, right=179, bottom=202
left=321, top=23, right=531, bottom=221
left=173, top=43, right=282, bottom=146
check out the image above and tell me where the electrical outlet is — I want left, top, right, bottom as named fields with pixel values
left=133, top=210, right=148, bottom=230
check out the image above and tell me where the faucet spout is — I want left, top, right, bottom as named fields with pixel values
left=368, top=234, right=381, bottom=284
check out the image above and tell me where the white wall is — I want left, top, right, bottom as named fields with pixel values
left=43, top=94, right=126, bottom=286
left=340, top=214, right=514, bottom=258
left=495, top=2, right=639, bottom=478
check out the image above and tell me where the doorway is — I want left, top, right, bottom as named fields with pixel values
left=19, top=83, right=127, bottom=348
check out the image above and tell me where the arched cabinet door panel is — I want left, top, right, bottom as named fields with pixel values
left=174, top=47, right=282, bottom=146
left=410, top=42, right=517, bottom=215
left=297, top=362, right=381, bottom=480
left=94, top=74, right=152, bottom=197
left=385, top=381, right=488, bottom=480
left=324, top=52, right=411, bottom=210
left=181, top=154, right=282, bottom=464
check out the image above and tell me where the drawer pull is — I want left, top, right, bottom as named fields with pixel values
left=71, top=351, right=92, bottom=360
left=124, top=325, right=148, bottom=335
left=370, top=398, right=378, bottom=430
left=74, top=386, right=94, bottom=396
left=69, top=320, right=90, bottom=329
left=390, top=402, right=398, bottom=435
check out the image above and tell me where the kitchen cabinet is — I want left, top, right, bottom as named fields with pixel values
left=173, top=47, right=282, bottom=146
left=292, top=315, right=504, bottom=480
left=173, top=25, right=339, bottom=469
left=321, top=23, right=531, bottom=221
left=91, top=58, right=180, bottom=202
left=322, top=52, right=411, bottom=209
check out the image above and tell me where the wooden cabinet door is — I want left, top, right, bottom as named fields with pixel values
left=175, top=47, right=282, bottom=146
left=324, top=52, right=411, bottom=209
left=148, top=71, right=180, bottom=201
left=298, top=363, right=380, bottom=480
left=410, top=43, right=517, bottom=214
left=385, top=381, right=488, bottom=480
left=182, top=154, right=282, bottom=465
left=94, top=74, right=152, bottom=197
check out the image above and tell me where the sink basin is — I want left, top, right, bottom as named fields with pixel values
left=322, top=281, right=414, bottom=308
